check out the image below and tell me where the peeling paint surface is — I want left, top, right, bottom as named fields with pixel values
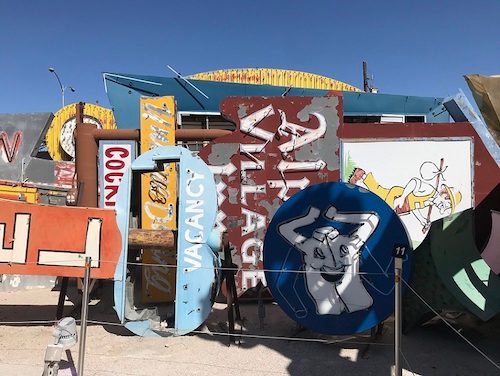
left=199, top=95, right=342, bottom=296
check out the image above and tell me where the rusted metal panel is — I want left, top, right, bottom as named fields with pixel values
left=188, top=68, right=361, bottom=92
left=198, top=95, right=342, bottom=296
left=0, top=199, right=121, bottom=278
left=140, top=96, right=177, bottom=303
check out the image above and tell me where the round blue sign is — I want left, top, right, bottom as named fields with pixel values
left=263, top=182, right=412, bottom=335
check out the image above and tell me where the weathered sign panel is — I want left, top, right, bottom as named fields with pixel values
left=114, top=146, right=220, bottom=336
left=98, top=140, right=136, bottom=208
left=198, top=95, right=342, bottom=296
left=342, top=139, right=473, bottom=245
left=264, top=182, right=412, bottom=335
left=139, top=96, right=177, bottom=303
left=0, top=199, right=121, bottom=278
left=45, top=103, right=117, bottom=161
left=0, top=113, right=74, bottom=190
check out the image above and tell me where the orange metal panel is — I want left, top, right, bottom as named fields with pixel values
left=139, top=96, right=177, bottom=303
left=0, top=199, right=121, bottom=278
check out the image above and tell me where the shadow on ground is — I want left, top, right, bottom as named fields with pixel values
left=1, top=281, right=500, bottom=375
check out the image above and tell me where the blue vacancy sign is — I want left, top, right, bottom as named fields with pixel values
left=114, top=146, right=220, bottom=336
left=263, top=182, right=412, bottom=335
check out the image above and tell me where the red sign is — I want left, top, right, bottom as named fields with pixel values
left=198, top=95, right=342, bottom=296
left=0, top=130, right=22, bottom=163
left=0, top=199, right=121, bottom=278
left=54, top=162, right=76, bottom=188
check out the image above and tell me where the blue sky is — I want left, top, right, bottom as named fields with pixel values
left=1, top=0, right=499, bottom=113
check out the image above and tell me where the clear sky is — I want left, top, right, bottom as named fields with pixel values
left=1, top=0, right=499, bottom=113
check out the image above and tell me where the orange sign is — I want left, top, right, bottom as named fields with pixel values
left=0, top=199, right=121, bottom=278
left=140, top=96, right=177, bottom=302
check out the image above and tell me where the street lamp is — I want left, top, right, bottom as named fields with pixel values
left=48, top=67, right=75, bottom=108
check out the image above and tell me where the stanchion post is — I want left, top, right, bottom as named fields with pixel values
left=393, top=245, right=406, bottom=376
left=78, top=256, right=91, bottom=376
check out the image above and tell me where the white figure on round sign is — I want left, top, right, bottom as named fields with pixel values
left=278, top=205, right=379, bottom=315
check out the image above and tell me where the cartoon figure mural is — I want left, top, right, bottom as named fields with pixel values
left=342, top=140, right=473, bottom=244
left=278, top=205, right=379, bottom=315
left=349, top=161, right=462, bottom=233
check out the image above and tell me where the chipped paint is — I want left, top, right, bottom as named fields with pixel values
left=295, top=96, right=341, bottom=170
left=207, top=143, right=239, bottom=165
left=199, top=95, right=342, bottom=295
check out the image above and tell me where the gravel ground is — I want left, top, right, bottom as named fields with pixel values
left=0, top=283, right=499, bottom=376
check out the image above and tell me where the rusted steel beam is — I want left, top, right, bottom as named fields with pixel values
left=93, top=129, right=140, bottom=140
left=128, top=228, right=176, bottom=249
left=88, top=128, right=231, bottom=141
left=75, top=122, right=99, bottom=207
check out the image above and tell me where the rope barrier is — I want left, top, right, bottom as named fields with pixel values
left=2, top=257, right=395, bottom=276
left=1, top=256, right=499, bottom=372
left=0, top=320, right=59, bottom=325
left=399, top=349, right=416, bottom=376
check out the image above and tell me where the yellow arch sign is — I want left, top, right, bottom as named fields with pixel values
left=46, top=103, right=116, bottom=161
left=188, top=68, right=361, bottom=92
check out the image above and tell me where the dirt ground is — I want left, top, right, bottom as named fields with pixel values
left=0, top=283, right=499, bottom=376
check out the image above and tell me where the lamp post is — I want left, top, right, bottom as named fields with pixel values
left=48, top=67, right=75, bottom=108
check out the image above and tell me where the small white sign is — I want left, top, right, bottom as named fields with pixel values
left=99, top=141, right=135, bottom=208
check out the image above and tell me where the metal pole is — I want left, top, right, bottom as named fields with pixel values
left=363, top=61, right=369, bottom=92
left=77, top=256, right=91, bottom=376
left=393, top=246, right=405, bottom=376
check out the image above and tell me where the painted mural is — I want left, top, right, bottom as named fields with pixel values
left=198, top=95, right=342, bottom=296
left=342, top=140, right=473, bottom=245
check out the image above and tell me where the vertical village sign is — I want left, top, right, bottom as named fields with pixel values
left=198, top=95, right=342, bottom=295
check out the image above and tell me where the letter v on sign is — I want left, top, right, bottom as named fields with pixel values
left=0, top=131, right=22, bottom=163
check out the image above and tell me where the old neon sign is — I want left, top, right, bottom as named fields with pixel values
left=99, top=140, right=136, bottom=208
left=0, top=199, right=122, bottom=278
left=198, top=95, right=342, bottom=295
left=114, top=146, right=220, bottom=336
